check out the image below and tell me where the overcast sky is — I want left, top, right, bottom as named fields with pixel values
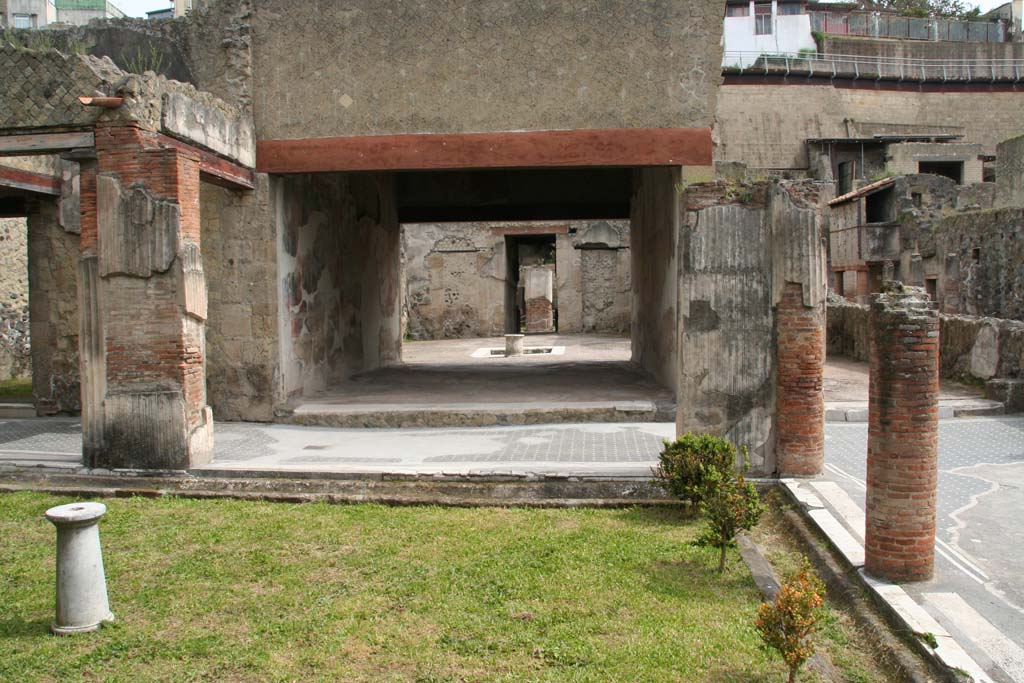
left=113, top=0, right=1011, bottom=18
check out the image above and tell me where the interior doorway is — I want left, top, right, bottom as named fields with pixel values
left=505, top=232, right=556, bottom=334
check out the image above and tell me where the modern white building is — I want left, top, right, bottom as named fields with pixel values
left=722, top=0, right=818, bottom=68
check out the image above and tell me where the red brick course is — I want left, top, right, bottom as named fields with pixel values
left=776, top=282, right=825, bottom=476
left=525, top=296, right=554, bottom=333
left=865, top=285, right=939, bottom=582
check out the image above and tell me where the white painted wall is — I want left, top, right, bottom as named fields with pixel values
left=722, top=1, right=818, bottom=67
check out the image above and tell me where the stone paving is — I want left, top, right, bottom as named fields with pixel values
left=208, top=422, right=674, bottom=475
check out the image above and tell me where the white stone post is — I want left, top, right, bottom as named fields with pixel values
left=505, top=334, right=525, bottom=356
left=45, top=502, right=115, bottom=635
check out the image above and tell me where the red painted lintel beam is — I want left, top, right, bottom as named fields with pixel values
left=257, top=127, right=713, bottom=174
left=0, top=164, right=61, bottom=196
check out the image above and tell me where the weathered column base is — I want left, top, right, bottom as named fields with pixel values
left=102, top=394, right=213, bottom=470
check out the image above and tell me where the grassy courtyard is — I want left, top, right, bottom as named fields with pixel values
left=1, top=492, right=893, bottom=682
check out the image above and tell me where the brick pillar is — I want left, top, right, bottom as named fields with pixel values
left=865, top=283, right=938, bottom=582
left=86, top=124, right=213, bottom=470
left=776, top=282, right=825, bottom=476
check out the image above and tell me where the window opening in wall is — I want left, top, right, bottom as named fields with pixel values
left=755, top=3, right=773, bottom=34
left=912, top=192, right=923, bottom=208
left=864, top=186, right=895, bottom=224
left=778, top=3, right=804, bottom=15
left=13, top=14, right=34, bottom=28
left=918, top=161, right=964, bottom=185
left=726, top=4, right=750, bottom=16
left=925, top=278, right=937, bottom=302
left=972, top=247, right=981, bottom=264
left=983, top=165, right=996, bottom=183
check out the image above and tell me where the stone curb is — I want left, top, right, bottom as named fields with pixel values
left=0, top=469, right=684, bottom=508
left=779, top=479, right=992, bottom=683
left=824, top=401, right=1005, bottom=423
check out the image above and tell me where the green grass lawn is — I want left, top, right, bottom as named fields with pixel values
left=0, top=493, right=888, bottom=682
left=0, top=377, right=32, bottom=402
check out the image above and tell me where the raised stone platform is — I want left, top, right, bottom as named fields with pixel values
left=281, top=335, right=675, bottom=428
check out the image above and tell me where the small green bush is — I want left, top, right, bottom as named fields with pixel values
left=652, top=432, right=739, bottom=504
left=698, top=467, right=765, bottom=572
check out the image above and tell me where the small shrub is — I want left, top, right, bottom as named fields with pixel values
left=652, top=432, right=738, bottom=504
left=698, top=467, right=765, bottom=572
left=755, top=559, right=827, bottom=683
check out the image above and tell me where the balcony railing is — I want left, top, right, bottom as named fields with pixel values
left=722, top=51, right=1024, bottom=82
left=809, top=11, right=1006, bottom=43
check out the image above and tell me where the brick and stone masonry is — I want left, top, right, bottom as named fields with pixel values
left=865, top=283, right=939, bottom=582
left=776, top=281, right=826, bottom=476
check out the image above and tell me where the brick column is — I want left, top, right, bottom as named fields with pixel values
left=865, top=283, right=938, bottom=582
left=776, top=282, right=826, bottom=476
left=86, top=124, right=213, bottom=470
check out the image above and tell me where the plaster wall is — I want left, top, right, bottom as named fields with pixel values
left=716, top=84, right=1024, bottom=169
left=200, top=176, right=278, bottom=421
left=630, top=167, right=679, bottom=394
left=275, top=172, right=401, bottom=403
left=28, top=199, right=80, bottom=414
left=677, top=184, right=780, bottom=474
left=249, top=0, right=725, bottom=140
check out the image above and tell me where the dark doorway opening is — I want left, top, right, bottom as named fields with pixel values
left=918, top=161, right=964, bottom=185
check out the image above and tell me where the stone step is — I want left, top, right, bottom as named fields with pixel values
left=282, top=400, right=677, bottom=428
left=0, top=403, right=36, bottom=419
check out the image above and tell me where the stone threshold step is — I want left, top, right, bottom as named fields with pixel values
left=281, top=401, right=677, bottom=428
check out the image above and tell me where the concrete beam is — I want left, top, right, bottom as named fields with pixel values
left=161, top=92, right=256, bottom=168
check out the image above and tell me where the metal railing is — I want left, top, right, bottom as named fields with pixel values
left=809, top=11, right=1006, bottom=43
left=722, top=50, right=1024, bottom=82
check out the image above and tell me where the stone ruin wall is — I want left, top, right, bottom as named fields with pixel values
left=828, top=297, right=1024, bottom=393
left=934, top=208, right=1024, bottom=321
left=402, top=221, right=631, bottom=341
left=0, top=214, right=30, bottom=381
